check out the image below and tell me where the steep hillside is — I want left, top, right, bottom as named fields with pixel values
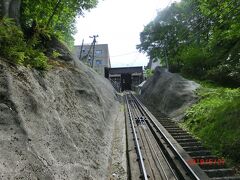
left=0, top=56, right=119, bottom=179
left=182, top=83, right=240, bottom=165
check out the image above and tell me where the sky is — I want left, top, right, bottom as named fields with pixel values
left=74, top=0, right=180, bottom=67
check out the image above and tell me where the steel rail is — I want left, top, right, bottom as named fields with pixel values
left=131, top=98, right=179, bottom=180
left=131, top=100, right=173, bottom=180
left=125, top=95, right=148, bottom=180
left=131, top=94, right=202, bottom=180
left=130, top=100, right=156, bottom=178
left=143, top=126, right=170, bottom=180
left=131, top=101, right=165, bottom=179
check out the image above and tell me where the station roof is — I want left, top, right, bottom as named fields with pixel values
left=108, top=66, right=143, bottom=74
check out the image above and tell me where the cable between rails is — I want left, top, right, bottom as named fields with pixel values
left=125, top=94, right=148, bottom=180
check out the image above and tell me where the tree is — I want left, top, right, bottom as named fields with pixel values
left=20, top=0, right=97, bottom=45
left=1, top=0, right=97, bottom=45
left=137, top=0, right=240, bottom=86
left=0, top=0, right=98, bottom=70
left=1, top=0, right=21, bottom=24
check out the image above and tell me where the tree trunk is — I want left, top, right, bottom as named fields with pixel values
left=9, top=0, right=21, bottom=24
left=1, top=0, right=11, bottom=17
left=1, top=0, right=21, bottom=25
left=46, top=0, right=62, bottom=28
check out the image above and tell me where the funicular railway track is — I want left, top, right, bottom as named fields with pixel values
left=124, top=92, right=240, bottom=180
left=125, top=93, right=179, bottom=180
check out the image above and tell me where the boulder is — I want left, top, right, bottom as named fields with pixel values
left=140, top=67, right=200, bottom=121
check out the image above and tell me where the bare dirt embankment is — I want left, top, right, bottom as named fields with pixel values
left=0, top=55, right=121, bottom=179
left=140, top=67, right=200, bottom=121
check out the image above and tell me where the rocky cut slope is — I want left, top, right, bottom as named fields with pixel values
left=140, top=67, right=200, bottom=121
left=0, top=54, right=119, bottom=179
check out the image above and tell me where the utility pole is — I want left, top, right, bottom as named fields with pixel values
left=89, top=35, right=98, bottom=68
left=79, top=39, right=84, bottom=60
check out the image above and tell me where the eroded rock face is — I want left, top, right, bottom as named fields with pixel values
left=140, top=67, right=200, bottom=121
left=0, top=57, right=119, bottom=179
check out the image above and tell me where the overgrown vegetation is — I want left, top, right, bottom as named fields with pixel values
left=144, top=68, right=154, bottom=78
left=0, top=18, right=48, bottom=69
left=137, top=0, right=240, bottom=87
left=182, top=82, right=240, bottom=164
left=0, top=0, right=97, bottom=70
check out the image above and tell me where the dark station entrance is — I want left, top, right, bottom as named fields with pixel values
left=121, top=73, right=132, bottom=91
left=106, top=66, right=143, bottom=92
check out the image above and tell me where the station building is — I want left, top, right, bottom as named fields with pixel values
left=105, top=66, right=143, bottom=92
left=74, top=44, right=111, bottom=76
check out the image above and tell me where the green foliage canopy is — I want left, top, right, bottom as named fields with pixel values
left=137, top=0, right=240, bottom=86
left=0, top=0, right=98, bottom=69
left=21, top=0, right=97, bottom=46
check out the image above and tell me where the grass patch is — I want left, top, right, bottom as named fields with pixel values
left=182, top=82, right=240, bottom=165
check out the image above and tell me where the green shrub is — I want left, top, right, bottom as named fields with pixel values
left=0, top=18, right=49, bottom=70
left=24, top=48, right=49, bottom=70
left=183, top=84, right=240, bottom=164
left=0, top=18, right=27, bottom=64
left=145, top=68, right=154, bottom=78
left=51, top=50, right=61, bottom=59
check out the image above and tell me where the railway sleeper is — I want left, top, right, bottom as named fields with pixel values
left=167, top=130, right=188, bottom=133
left=191, top=155, right=219, bottom=160
left=158, top=119, right=176, bottom=125
left=158, top=121, right=176, bottom=124
left=164, top=127, right=183, bottom=131
left=166, top=127, right=186, bottom=131
left=211, top=176, right=240, bottom=180
left=187, top=150, right=212, bottom=156
left=171, top=132, right=191, bottom=136
left=204, top=168, right=235, bottom=178
left=172, top=135, right=193, bottom=139
left=174, top=138, right=197, bottom=143
left=182, top=145, right=206, bottom=151
left=162, top=125, right=179, bottom=129
left=161, top=123, right=177, bottom=127
left=171, top=131, right=191, bottom=135
left=198, top=162, right=227, bottom=170
left=179, top=141, right=202, bottom=146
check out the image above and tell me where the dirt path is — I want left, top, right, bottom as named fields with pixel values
left=109, top=103, right=127, bottom=180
